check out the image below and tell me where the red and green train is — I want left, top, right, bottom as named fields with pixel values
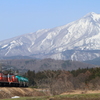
left=0, top=73, right=28, bottom=87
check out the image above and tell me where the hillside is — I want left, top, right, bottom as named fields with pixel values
left=0, top=59, right=95, bottom=72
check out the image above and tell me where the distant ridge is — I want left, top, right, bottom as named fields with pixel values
left=0, top=59, right=95, bottom=72
left=84, top=57, right=100, bottom=66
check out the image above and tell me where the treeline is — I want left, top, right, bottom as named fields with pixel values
left=70, top=67, right=100, bottom=80
left=23, top=67, right=100, bottom=95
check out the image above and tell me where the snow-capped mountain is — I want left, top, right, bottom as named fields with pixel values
left=1, top=12, right=100, bottom=61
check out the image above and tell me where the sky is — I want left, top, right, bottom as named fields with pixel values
left=0, top=0, right=100, bottom=41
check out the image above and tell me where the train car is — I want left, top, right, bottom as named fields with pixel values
left=15, top=75, right=29, bottom=87
left=0, top=73, right=8, bottom=86
left=0, top=72, right=29, bottom=87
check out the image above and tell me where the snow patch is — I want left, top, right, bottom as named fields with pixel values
left=1, top=44, right=8, bottom=48
left=11, top=96, right=20, bottom=98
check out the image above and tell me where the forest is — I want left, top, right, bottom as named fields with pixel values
left=23, top=67, right=100, bottom=95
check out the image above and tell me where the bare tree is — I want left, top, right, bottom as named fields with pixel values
left=35, top=70, right=74, bottom=95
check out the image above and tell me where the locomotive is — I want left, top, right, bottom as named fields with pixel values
left=0, top=72, right=29, bottom=87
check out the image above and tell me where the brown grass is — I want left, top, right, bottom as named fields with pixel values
left=0, top=87, right=45, bottom=99
left=60, top=90, right=100, bottom=95
left=1, top=88, right=100, bottom=100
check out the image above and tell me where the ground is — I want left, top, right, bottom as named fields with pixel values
left=1, top=88, right=100, bottom=100
left=0, top=87, right=45, bottom=99
left=61, top=90, right=100, bottom=95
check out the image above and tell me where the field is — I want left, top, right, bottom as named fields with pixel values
left=2, top=93, right=100, bottom=100
left=1, top=89, right=100, bottom=100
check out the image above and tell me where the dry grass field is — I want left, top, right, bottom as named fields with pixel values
left=60, top=90, right=100, bottom=95
left=0, top=87, right=45, bottom=99
left=1, top=88, right=100, bottom=100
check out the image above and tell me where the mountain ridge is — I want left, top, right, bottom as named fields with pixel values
left=0, top=12, right=100, bottom=61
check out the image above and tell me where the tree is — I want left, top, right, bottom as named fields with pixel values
left=24, top=70, right=36, bottom=86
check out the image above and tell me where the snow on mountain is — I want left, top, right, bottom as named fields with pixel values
left=0, top=12, right=100, bottom=61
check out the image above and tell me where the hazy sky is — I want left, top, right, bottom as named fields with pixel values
left=0, top=0, right=100, bottom=41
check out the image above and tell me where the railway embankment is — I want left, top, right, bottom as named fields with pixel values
left=0, top=87, right=45, bottom=99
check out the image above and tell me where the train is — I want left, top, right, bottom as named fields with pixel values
left=0, top=72, right=29, bottom=87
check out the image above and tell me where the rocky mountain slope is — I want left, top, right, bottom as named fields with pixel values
left=0, top=12, right=100, bottom=61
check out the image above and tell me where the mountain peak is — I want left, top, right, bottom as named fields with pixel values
left=89, top=12, right=97, bottom=15
left=85, top=12, right=97, bottom=16
left=84, top=12, right=100, bottom=21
